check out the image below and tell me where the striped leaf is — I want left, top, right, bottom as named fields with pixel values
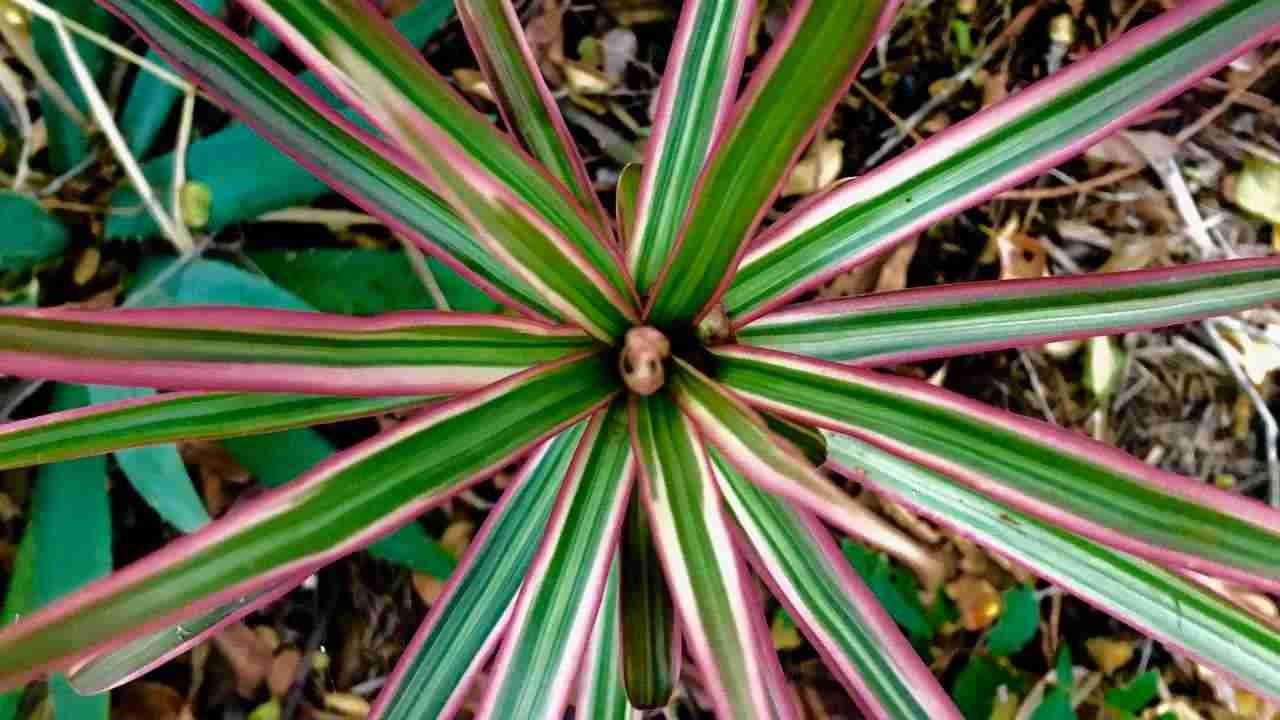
left=577, top=560, right=639, bottom=720
left=97, top=0, right=556, bottom=319
left=353, top=80, right=637, bottom=340
left=0, top=390, right=426, bottom=470
left=0, top=306, right=590, bottom=395
left=373, top=425, right=585, bottom=720
left=669, top=358, right=945, bottom=591
left=645, top=0, right=896, bottom=327
left=0, top=526, right=34, bottom=719
left=712, top=455, right=961, bottom=720
left=713, top=345, right=1280, bottom=593
left=235, top=0, right=637, bottom=330
left=629, top=391, right=776, bottom=718
left=67, top=576, right=304, bottom=695
left=627, top=0, right=754, bottom=294
left=726, top=0, right=1280, bottom=322
left=739, top=258, right=1280, bottom=365
left=478, top=401, right=634, bottom=719
left=826, top=432, right=1280, bottom=702
left=616, top=163, right=642, bottom=251
left=619, top=493, right=680, bottom=709
left=0, top=352, right=617, bottom=690
left=457, top=0, right=612, bottom=234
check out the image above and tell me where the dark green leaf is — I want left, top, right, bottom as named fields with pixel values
left=248, top=249, right=499, bottom=314
left=0, top=192, right=68, bottom=273
left=1030, top=689, right=1075, bottom=720
left=841, top=539, right=940, bottom=643
left=987, top=585, right=1039, bottom=656
left=950, top=656, right=1020, bottom=720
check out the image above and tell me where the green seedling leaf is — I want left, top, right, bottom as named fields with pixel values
left=841, top=538, right=952, bottom=644
left=0, top=192, right=68, bottom=273
left=987, top=585, right=1039, bottom=656
left=1030, top=689, right=1075, bottom=720
left=951, top=656, right=1020, bottom=720
left=1104, top=671, right=1160, bottom=715
left=248, top=248, right=500, bottom=314
left=1056, top=645, right=1074, bottom=690
left=30, top=384, right=112, bottom=720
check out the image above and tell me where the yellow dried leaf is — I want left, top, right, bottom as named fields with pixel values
left=771, top=614, right=802, bottom=651
left=324, top=692, right=372, bottom=717
left=560, top=60, right=613, bottom=95
left=452, top=68, right=495, bottom=104
left=781, top=139, right=844, bottom=197
left=945, top=576, right=1002, bottom=631
left=1232, top=156, right=1280, bottom=224
left=73, top=246, right=100, bottom=286
left=1085, top=636, right=1134, bottom=674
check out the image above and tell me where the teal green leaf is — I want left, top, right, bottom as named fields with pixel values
left=86, top=385, right=210, bottom=534
left=0, top=528, right=35, bottom=719
left=987, top=586, right=1039, bottom=657
left=0, top=192, right=68, bottom=273
left=29, top=1, right=115, bottom=172
left=30, top=384, right=112, bottom=720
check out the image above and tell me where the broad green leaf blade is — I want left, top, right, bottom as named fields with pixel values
left=29, top=385, right=112, bottom=720
left=336, top=56, right=637, bottom=341
left=713, top=345, right=1280, bottom=593
left=372, top=425, right=585, bottom=720
left=726, top=0, right=1280, bottom=323
left=67, top=576, right=303, bottom=695
left=629, top=392, right=778, bottom=719
left=0, top=526, right=35, bottom=719
left=98, top=0, right=555, bottom=319
left=236, top=0, right=635, bottom=319
left=119, top=0, right=224, bottom=157
left=986, top=585, right=1039, bottom=657
left=669, top=359, right=945, bottom=591
left=0, top=352, right=617, bottom=690
left=578, top=560, right=639, bottom=720
left=644, top=0, right=895, bottom=327
left=248, top=248, right=501, bottom=314
left=86, top=385, right=210, bottom=533
left=30, top=1, right=115, bottom=172
left=626, top=0, right=753, bottom=294
left=0, top=306, right=591, bottom=395
left=619, top=494, right=679, bottom=709
left=0, top=388, right=427, bottom=471
left=0, top=192, right=69, bottom=273
left=457, top=0, right=612, bottom=234
left=738, top=258, right=1280, bottom=365
left=713, top=456, right=960, bottom=720
left=825, top=432, right=1280, bottom=703
left=478, top=402, right=634, bottom=720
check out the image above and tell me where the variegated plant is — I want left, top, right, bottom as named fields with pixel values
left=1, top=0, right=1279, bottom=717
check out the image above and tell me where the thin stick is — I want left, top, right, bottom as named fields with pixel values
left=0, top=61, right=33, bottom=189
left=13, top=0, right=192, bottom=91
left=997, top=165, right=1144, bottom=200
left=850, top=81, right=923, bottom=145
left=1176, top=49, right=1280, bottom=145
left=0, top=11, right=89, bottom=128
left=397, top=235, right=450, bottom=310
left=1204, top=320, right=1280, bottom=508
left=170, top=89, right=198, bottom=245
left=48, top=14, right=191, bottom=253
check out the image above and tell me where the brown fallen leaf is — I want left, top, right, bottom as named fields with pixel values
left=113, top=680, right=185, bottom=720
left=945, top=576, right=1002, bottom=631
left=212, top=622, right=273, bottom=698
left=268, top=647, right=302, bottom=698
